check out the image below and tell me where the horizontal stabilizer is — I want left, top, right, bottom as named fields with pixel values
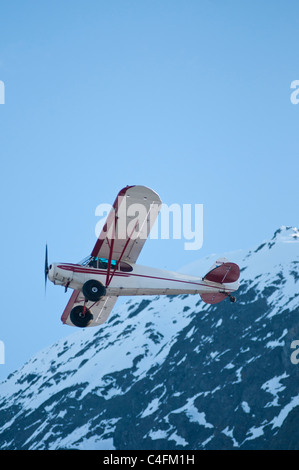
left=200, top=292, right=228, bottom=304
left=203, top=258, right=240, bottom=284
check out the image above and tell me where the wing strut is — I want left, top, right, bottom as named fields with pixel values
left=105, top=220, right=138, bottom=287
left=105, top=214, right=116, bottom=287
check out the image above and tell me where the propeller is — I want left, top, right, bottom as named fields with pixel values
left=44, top=244, right=49, bottom=291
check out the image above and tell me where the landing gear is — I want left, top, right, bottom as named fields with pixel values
left=82, top=280, right=106, bottom=302
left=69, top=280, right=106, bottom=327
left=70, top=305, right=93, bottom=328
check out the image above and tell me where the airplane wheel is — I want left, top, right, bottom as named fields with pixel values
left=70, top=306, right=93, bottom=328
left=82, top=280, right=106, bottom=302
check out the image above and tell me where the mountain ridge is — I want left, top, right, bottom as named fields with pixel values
left=0, top=226, right=298, bottom=450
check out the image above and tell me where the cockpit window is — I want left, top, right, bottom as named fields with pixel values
left=97, top=257, right=117, bottom=269
left=119, top=261, right=133, bottom=272
left=80, top=256, right=133, bottom=272
left=84, top=256, right=118, bottom=269
left=87, top=258, right=98, bottom=268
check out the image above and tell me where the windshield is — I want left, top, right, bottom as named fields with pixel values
left=78, top=256, right=91, bottom=266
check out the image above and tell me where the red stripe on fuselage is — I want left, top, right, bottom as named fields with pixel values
left=57, top=264, right=234, bottom=290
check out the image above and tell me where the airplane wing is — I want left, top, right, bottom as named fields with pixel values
left=61, top=289, right=118, bottom=327
left=91, top=185, right=162, bottom=264
left=61, top=185, right=161, bottom=328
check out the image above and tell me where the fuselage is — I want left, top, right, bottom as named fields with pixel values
left=47, top=261, right=239, bottom=297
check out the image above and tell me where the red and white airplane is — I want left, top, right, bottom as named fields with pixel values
left=45, top=185, right=240, bottom=328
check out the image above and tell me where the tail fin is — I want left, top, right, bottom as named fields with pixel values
left=201, top=257, right=240, bottom=304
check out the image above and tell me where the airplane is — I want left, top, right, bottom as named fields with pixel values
left=44, top=185, right=240, bottom=328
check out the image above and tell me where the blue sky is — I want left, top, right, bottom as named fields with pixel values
left=0, top=0, right=298, bottom=380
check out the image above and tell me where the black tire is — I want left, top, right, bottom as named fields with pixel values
left=82, top=280, right=106, bottom=301
left=70, top=305, right=93, bottom=328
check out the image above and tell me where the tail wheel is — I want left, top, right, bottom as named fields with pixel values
left=82, top=280, right=106, bottom=302
left=70, top=305, right=93, bottom=328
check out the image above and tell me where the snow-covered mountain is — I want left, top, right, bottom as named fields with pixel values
left=0, top=226, right=298, bottom=450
